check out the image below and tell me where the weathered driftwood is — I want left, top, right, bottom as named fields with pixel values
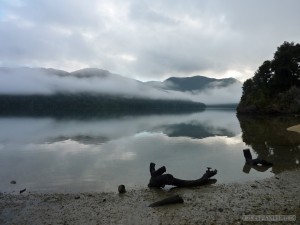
left=148, top=195, right=184, bottom=207
left=148, top=162, right=217, bottom=188
left=19, top=188, right=26, bottom=194
left=243, top=149, right=273, bottom=166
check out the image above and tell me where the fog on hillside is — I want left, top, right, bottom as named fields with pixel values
left=0, top=67, right=242, bottom=104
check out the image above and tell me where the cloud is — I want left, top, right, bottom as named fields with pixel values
left=0, top=0, right=299, bottom=81
left=189, top=81, right=242, bottom=104
left=0, top=67, right=241, bottom=104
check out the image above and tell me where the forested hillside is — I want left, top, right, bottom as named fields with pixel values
left=0, top=94, right=205, bottom=118
left=237, top=42, right=300, bottom=114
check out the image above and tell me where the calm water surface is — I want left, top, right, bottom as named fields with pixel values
left=0, top=110, right=299, bottom=193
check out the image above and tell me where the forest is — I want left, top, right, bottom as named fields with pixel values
left=237, top=42, right=300, bottom=114
left=0, top=94, right=205, bottom=118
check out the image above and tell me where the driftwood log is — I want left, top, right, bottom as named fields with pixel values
left=19, top=188, right=26, bottom=194
left=148, top=195, right=184, bottom=207
left=148, top=162, right=217, bottom=188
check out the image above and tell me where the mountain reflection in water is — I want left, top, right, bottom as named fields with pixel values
left=0, top=110, right=299, bottom=192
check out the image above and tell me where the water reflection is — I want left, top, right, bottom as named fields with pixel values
left=0, top=110, right=241, bottom=145
left=0, top=110, right=299, bottom=193
left=160, top=123, right=235, bottom=139
left=242, top=164, right=272, bottom=173
left=238, top=115, right=300, bottom=174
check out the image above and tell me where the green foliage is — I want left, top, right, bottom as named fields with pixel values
left=238, top=42, right=300, bottom=114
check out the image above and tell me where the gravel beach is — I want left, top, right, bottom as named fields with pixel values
left=1, top=169, right=299, bottom=225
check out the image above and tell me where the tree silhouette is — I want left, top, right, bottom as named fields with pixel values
left=238, top=41, right=300, bottom=114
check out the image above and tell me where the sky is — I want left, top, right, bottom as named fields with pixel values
left=0, top=0, right=300, bottom=82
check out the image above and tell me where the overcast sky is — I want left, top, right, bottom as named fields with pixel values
left=0, top=0, right=299, bottom=82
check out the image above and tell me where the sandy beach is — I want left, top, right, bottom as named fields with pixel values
left=0, top=169, right=299, bottom=225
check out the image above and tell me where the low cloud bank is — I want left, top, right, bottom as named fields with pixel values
left=0, top=67, right=242, bottom=104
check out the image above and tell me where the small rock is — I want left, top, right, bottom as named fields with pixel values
left=10, top=180, right=16, bottom=184
left=250, top=185, right=257, bottom=188
left=218, top=208, right=224, bottom=212
left=74, top=196, right=80, bottom=199
left=103, top=198, right=106, bottom=202
left=275, top=176, right=280, bottom=180
left=118, top=184, right=126, bottom=194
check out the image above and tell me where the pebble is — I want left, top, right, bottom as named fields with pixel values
left=10, top=180, right=17, bottom=184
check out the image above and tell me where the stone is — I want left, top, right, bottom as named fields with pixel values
left=118, top=184, right=126, bottom=194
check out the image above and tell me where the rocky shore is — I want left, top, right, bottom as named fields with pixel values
left=1, top=170, right=299, bottom=225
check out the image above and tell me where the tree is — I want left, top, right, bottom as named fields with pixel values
left=238, top=41, right=300, bottom=114
left=271, top=42, right=300, bottom=91
left=253, top=60, right=272, bottom=88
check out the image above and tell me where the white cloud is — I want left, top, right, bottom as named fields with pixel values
left=0, top=67, right=242, bottom=104
left=0, top=0, right=299, bottom=81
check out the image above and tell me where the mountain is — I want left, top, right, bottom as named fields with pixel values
left=147, top=75, right=240, bottom=92
left=0, top=67, right=151, bottom=97
left=0, top=67, right=241, bottom=96
left=0, top=67, right=139, bottom=82
left=0, top=67, right=207, bottom=117
left=164, top=76, right=238, bottom=92
left=0, top=67, right=242, bottom=115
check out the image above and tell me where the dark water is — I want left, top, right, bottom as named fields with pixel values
left=0, top=110, right=299, bottom=193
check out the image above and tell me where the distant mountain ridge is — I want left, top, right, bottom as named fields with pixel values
left=0, top=67, right=241, bottom=104
left=0, top=67, right=130, bottom=80
left=0, top=67, right=240, bottom=91
left=163, top=76, right=239, bottom=92
left=146, top=75, right=240, bottom=93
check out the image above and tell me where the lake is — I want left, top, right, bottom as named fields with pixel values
left=0, top=109, right=299, bottom=193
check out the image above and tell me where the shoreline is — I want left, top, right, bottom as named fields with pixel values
left=287, top=124, right=300, bottom=134
left=1, top=169, right=299, bottom=224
